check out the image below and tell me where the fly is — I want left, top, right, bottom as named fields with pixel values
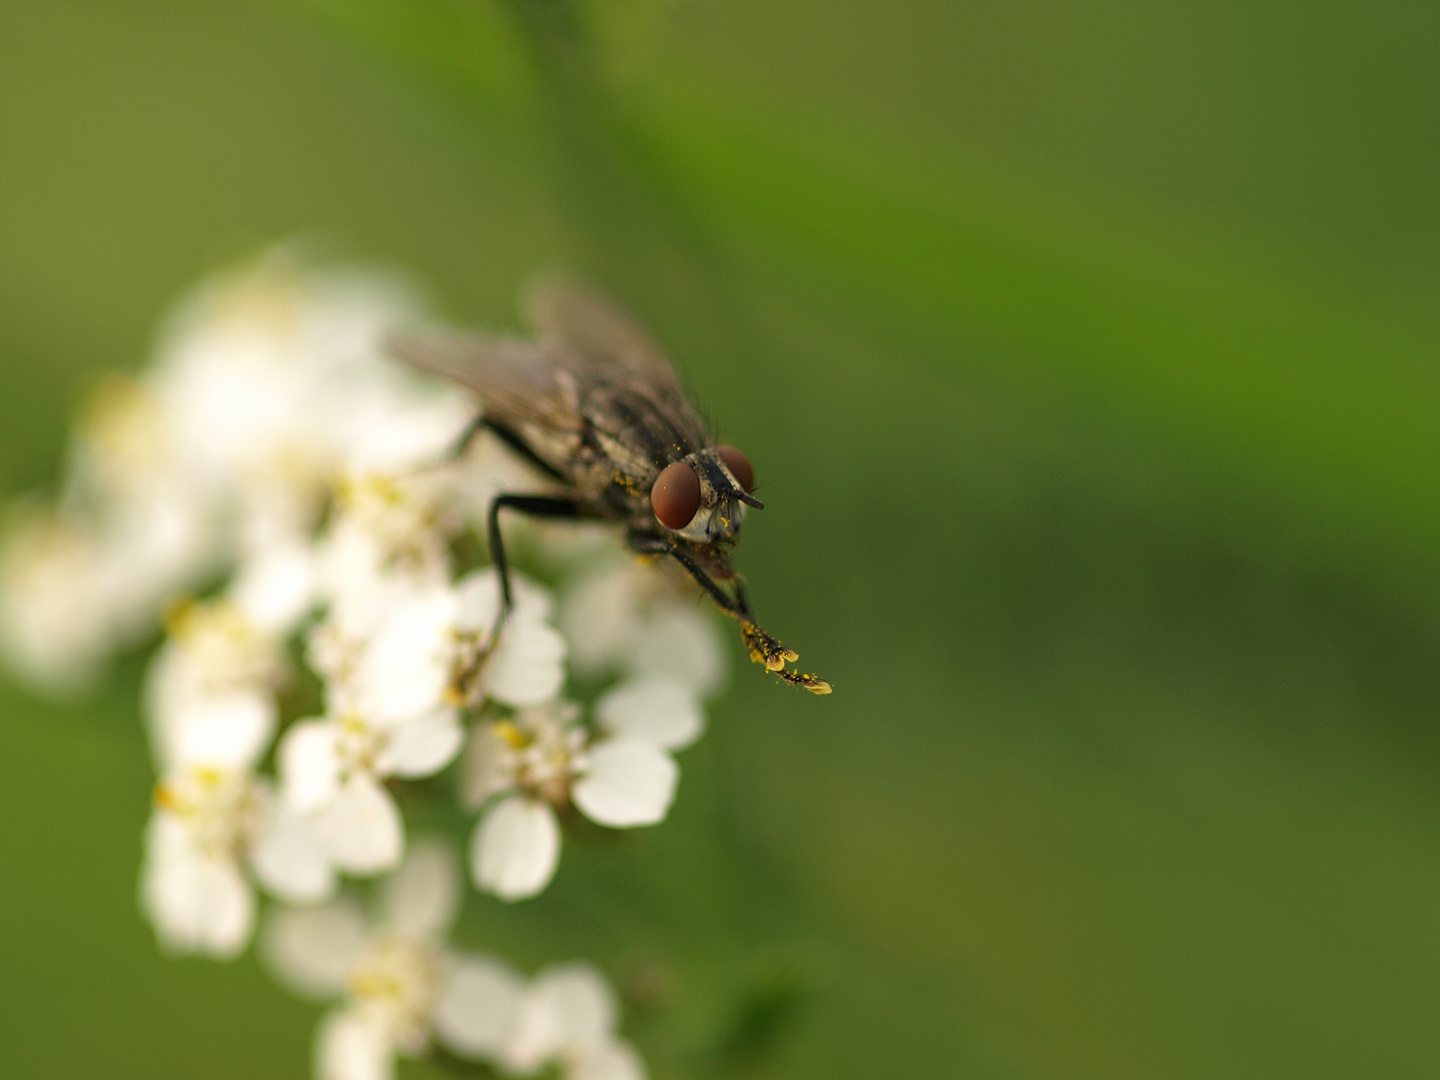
left=394, top=284, right=831, bottom=694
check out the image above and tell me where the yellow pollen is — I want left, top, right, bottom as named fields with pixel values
left=153, top=782, right=187, bottom=813
left=339, top=714, right=369, bottom=736
left=494, top=719, right=529, bottom=750
left=162, top=596, right=199, bottom=636
left=348, top=970, right=404, bottom=1000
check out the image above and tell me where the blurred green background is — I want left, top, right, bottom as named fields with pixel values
left=5, top=1, right=1440, bottom=1076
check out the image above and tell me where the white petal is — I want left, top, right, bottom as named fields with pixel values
left=250, top=806, right=335, bottom=903
left=571, top=741, right=678, bottom=828
left=460, top=722, right=518, bottom=811
left=317, top=1007, right=395, bottom=1080
left=317, top=774, right=404, bottom=874
left=456, top=567, right=553, bottom=631
left=230, top=540, right=315, bottom=633
left=316, top=520, right=394, bottom=628
left=280, top=719, right=340, bottom=813
left=454, top=568, right=502, bottom=631
left=557, top=560, right=641, bottom=675
left=505, top=963, right=616, bottom=1068
left=357, top=584, right=457, bottom=725
left=142, top=643, right=190, bottom=770
left=627, top=605, right=727, bottom=698
left=482, top=619, right=566, bottom=708
left=511, top=573, right=556, bottom=622
left=174, top=691, right=277, bottom=770
left=0, top=506, right=115, bottom=695
left=571, top=1038, right=649, bottom=1080
left=262, top=899, right=368, bottom=999
left=380, top=837, right=459, bottom=941
left=142, top=824, right=254, bottom=959
left=470, top=796, right=560, bottom=902
left=433, top=954, right=524, bottom=1060
left=377, top=708, right=464, bottom=779
left=594, top=676, right=704, bottom=751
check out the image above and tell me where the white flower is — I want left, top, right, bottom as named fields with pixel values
left=278, top=708, right=457, bottom=877
left=572, top=674, right=700, bottom=829
left=144, top=597, right=287, bottom=771
left=142, top=753, right=332, bottom=958
left=263, top=840, right=528, bottom=1080
left=229, top=538, right=317, bottom=636
left=453, top=568, right=567, bottom=709
left=138, top=570, right=332, bottom=959
left=499, top=965, right=647, bottom=1080
left=142, top=769, right=263, bottom=958
left=265, top=846, right=645, bottom=1080
left=150, top=252, right=427, bottom=500
left=311, top=580, right=461, bottom=726
left=280, top=604, right=460, bottom=875
left=61, top=375, right=227, bottom=638
left=560, top=557, right=727, bottom=698
left=0, top=506, right=117, bottom=693
left=283, top=566, right=568, bottom=877
left=1, top=252, right=458, bottom=697
left=317, top=474, right=456, bottom=619
left=462, top=678, right=700, bottom=901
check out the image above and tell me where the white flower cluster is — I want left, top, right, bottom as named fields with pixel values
left=266, top=841, right=644, bottom=1080
left=1, top=252, right=730, bottom=1080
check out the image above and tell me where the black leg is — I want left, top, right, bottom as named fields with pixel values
left=488, top=493, right=586, bottom=624
left=481, top=417, right=567, bottom=481
left=627, top=531, right=831, bottom=695
left=445, top=413, right=488, bottom=462
left=444, top=414, right=567, bottom=486
left=627, top=532, right=746, bottom=617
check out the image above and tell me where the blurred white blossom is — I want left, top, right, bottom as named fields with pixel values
left=0, top=506, right=117, bottom=694
left=141, top=603, right=332, bottom=956
left=2, top=250, right=711, bottom=1080
left=142, top=766, right=332, bottom=957
left=144, top=597, right=287, bottom=771
left=265, top=842, right=644, bottom=1080
left=560, top=556, right=728, bottom=698
left=264, top=840, right=645, bottom=1080
left=503, top=964, right=647, bottom=1080
left=282, top=568, right=566, bottom=876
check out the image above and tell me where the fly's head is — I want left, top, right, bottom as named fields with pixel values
left=649, top=445, right=761, bottom=547
left=645, top=445, right=830, bottom=694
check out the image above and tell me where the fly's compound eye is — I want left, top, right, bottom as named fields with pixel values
left=716, top=446, right=754, bottom=492
left=652, top=461, right=702, bottom=530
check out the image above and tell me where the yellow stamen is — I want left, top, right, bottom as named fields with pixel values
left=493, top=719, right=529, bottom=750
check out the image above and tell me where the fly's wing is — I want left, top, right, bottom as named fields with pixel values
left=390, top=332, right=585, bottom=475
left=393, top=286, right=710, bottom=489
left=526, top=283, right=678, bottom=388
left=525, top=283, right=710, bottom=450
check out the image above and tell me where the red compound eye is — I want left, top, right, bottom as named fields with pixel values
left=716, top=446, right=754, bottom=492
left=652, top=461, right=701, bottom=529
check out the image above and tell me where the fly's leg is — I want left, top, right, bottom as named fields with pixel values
left=451, top=493, right=586, bottom=706
left=441, top=413, right=568, bottom=482
left=480, top=417, right=567, bottom=481
left=488, top=494, right=586, bottom=626
left=628, top=533, right=832, bottom=694
left=445, top=413, right=488, bottom=462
